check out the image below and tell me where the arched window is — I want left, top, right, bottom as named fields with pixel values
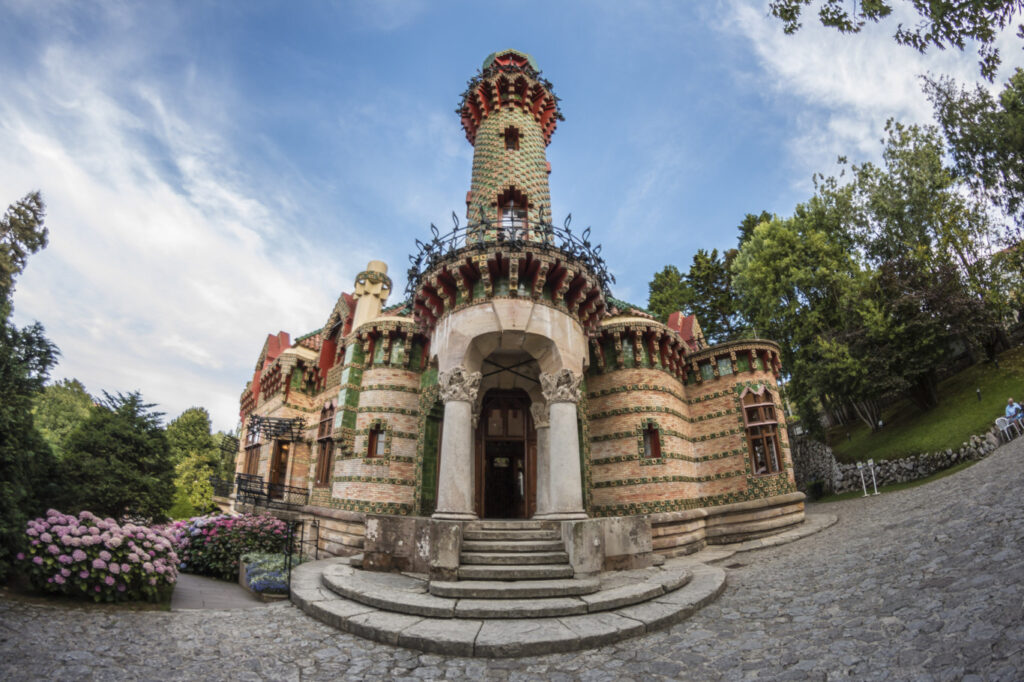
left=315, top=401, right=335, bottom=487
left=742, top=387, right=782, bottom=475
left=496, top=188, right=528, bottom=232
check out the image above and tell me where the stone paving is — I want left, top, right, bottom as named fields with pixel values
left=2, top=438, right=1023, bottom=680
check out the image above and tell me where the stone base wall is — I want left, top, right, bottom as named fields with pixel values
left=649, top=492, right=806, bottom=557
left=792, top=430, right=1002, bottom=494
left=300, top=506, right=365, bottom=558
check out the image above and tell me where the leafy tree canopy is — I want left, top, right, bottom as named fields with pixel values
left=770, top=0, right=1024, bottom=80
left=166, top=406, right=217, bottom=467
left=733, top=121, right=1007, bottom=434
left=685, top=248, right=746, bottom=344
left=924, top=68, right=1024, bottom=226
left=61, top=392, right=175, bottom=521
left=33, top=378, right=94, bottom=458
left=647, top=264, right=694, bottom=323
left=737, top=210, right=773, bottom=247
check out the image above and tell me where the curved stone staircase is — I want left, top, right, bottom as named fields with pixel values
left=290, top=519, right=729, bottom=657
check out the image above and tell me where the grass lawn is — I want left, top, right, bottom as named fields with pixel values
left=825, top=345, right=1024, bottom=463
left=812, top=459, right=978, bottom=503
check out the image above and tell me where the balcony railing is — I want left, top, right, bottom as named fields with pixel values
left=406, top=211, right=614, bottom=298
left=208, top=477, right=234, bottom=498
left=234, top=474, right=309, bottom=511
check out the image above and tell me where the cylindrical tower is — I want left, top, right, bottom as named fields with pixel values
left=459, top=49, right=563, bottom=240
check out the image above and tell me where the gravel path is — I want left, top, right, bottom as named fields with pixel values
left=2, top=438, right=1023, bottom=681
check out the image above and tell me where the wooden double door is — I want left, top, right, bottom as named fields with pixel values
left=475, top=390, right=537, bottom=519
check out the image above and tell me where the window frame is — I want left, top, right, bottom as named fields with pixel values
left=244, top=425, right=262, bottom=476
left=314, top=401, right=336, bottom=488
left=741, top=388, right=782, bottom=476
left=504, top=126, right=520, bottom=151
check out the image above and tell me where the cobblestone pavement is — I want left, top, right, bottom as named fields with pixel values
left=2, top=438, right=1023, bottom=681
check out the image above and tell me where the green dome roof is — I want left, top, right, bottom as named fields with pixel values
left=482, top=49, right=539, bottom=72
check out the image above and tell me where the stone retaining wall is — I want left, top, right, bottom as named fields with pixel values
left=791, top=429, right=1003, bottom=495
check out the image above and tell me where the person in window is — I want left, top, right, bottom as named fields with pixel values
left=1006, top=398, right=1023, bottom=423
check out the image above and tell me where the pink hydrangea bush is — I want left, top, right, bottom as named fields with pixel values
left=20, top=510, right=180, bottom=602
left=177, top=513, right=288, bottom=581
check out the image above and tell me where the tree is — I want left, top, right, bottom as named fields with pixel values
left=737, top=210, right=773, bottom=247
left=685, top=248, right=746, bottom=344
left=647, top=264, right=694, bottom=323
left=1, top=192, right=47, bottom=302
left=166, top=407, right=221, bottom=516
left=854, top=121, right=1006, bottom=390
left=731, top=208, right=886, bottom=436
left=32, top=379, right=94, bottom=458
left=770, top=0, right=1024, bottom=81
left=0, top=191, right=59, bottom=581
left=60, top=392, right=175, bottom=520
left=924, top=68, right=1024, bottom=227
left=166, top=407, right=217, bottom=466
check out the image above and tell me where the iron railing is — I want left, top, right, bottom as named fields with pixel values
left=406, top=211, right=615, bottom=298
left=208, top=477, right=234, bottom=497
left=246, top=415, right=306, bottom=441
left=267, top=482, right=311, bottom=508
left=233, top=473, right=310, bottom=511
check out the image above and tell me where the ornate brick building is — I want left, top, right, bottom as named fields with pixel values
left=235, top=49, right=803, bottom=564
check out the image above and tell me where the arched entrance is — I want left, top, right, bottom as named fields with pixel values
left=475, top=389, right=537, bottom=518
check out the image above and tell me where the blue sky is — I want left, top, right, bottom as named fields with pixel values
left=3, top=1, right=1022, bottom=432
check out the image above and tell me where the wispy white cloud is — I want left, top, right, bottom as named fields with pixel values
left=1, top=26, right=359, bottom=431
left=718, top=0, right=1024, bottom=190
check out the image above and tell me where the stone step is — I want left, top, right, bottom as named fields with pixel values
left=460, top=551, right=570, bottom=565
left=463, top=528, right=561, bottom=541
left=466, top=520, right=558, bottom=531
left=461, top=539, right=565, bottom=553
left=429, top=577, right=601, bottom=599
left=291, top=557, right=727, bottom=657
left=457, top=564, right=575, bottom=581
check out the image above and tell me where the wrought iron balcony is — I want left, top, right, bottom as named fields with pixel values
left=406, top=211, right=614, bottom=298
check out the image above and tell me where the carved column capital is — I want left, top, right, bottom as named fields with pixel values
left=438, top=365, right=482, bottom=403
left=530, top=400, right=550, bottom=429
left=540, top=369, right=582, bottom=404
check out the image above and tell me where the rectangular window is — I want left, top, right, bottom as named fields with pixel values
left=743, top=389, right=782, bottom=475
left=643, top=424, right=662, bottom=459
left=718, top=358, right=733, bottom=376
left=504, top=126, right=520, bottom=150
left=700, top=362, right=715, bottom=381
left=367, top=425, right=382, bottom=458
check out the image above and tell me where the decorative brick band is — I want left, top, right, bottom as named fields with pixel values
left=591, top=476, right=793, bottom=516
left=592, top=447, right=746, bottom=466
left=319, top=498, right=414, bottom=516
left=591, top=425, right=693, bottom=444
left=592, top=470, right=746, bottom=488
left=588, top=406, right=690, bottom=422
left=587, top=383, right=685, bottom=403
left=333, top=475, right=416, bottom=486
left=357, top=406, right=420, bottom=416
left=361, top=384, right=421, bottom=394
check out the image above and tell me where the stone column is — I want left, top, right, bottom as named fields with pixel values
left=535, top=369, right=587, bottom=520
left=432, top=366, right=482, bottom=520
left=530, top=400, right=551, bottom=517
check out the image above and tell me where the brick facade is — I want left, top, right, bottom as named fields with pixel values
left=231, top=49, right=801, bottom=555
